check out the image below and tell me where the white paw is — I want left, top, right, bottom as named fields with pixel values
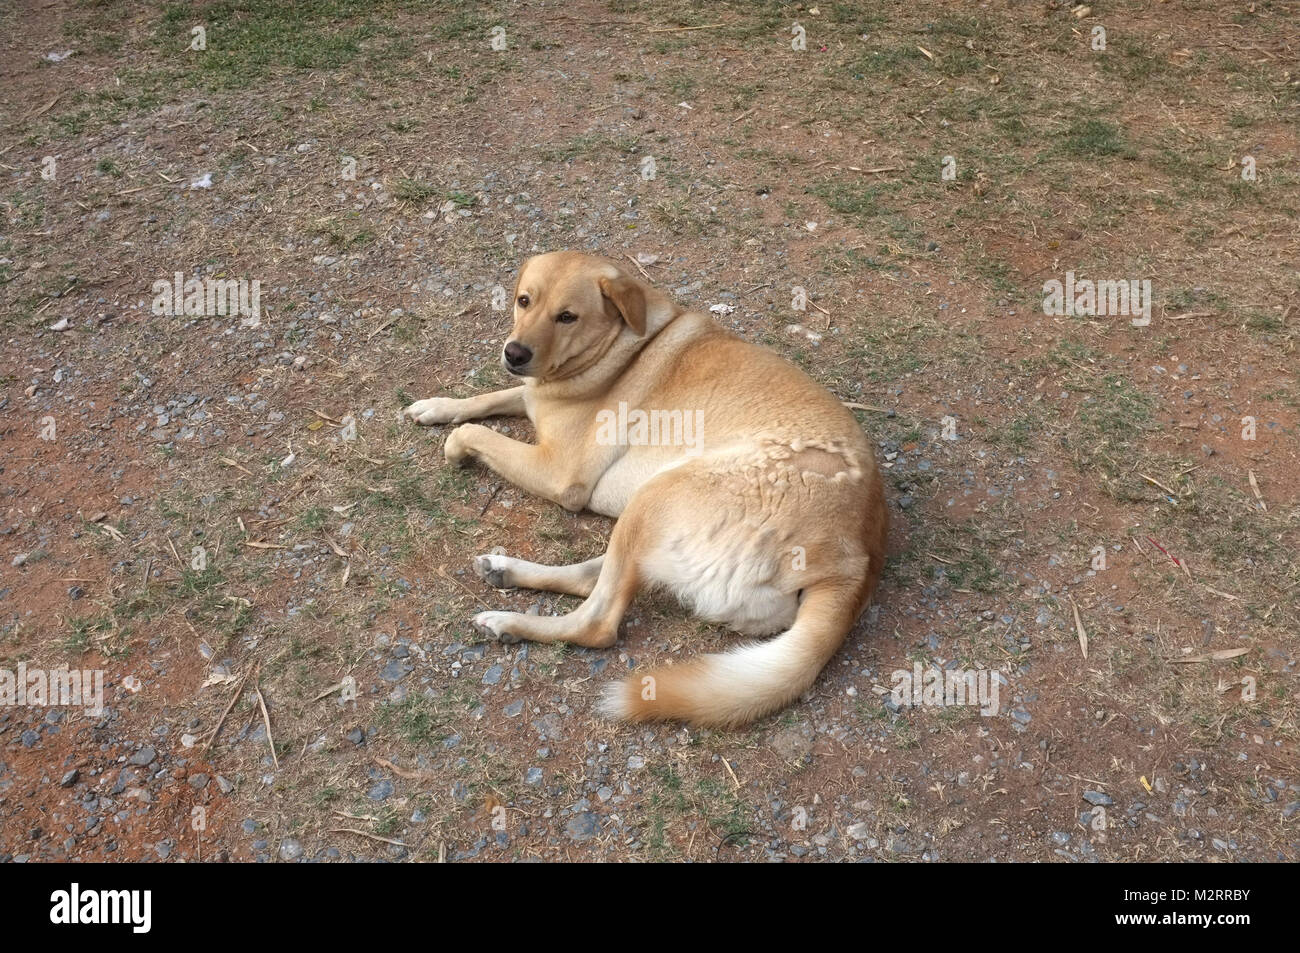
left=404, top=397, right=461, bottom=426
left=474, top=553, right=513, bottom=589
left=443, top=424, right=472, bottom=465
left=472, top=610, right=521, bottom=643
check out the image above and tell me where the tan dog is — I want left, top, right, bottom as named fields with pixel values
left=404, top=252, right=887, bottom=728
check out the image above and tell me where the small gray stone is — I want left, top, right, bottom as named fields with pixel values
left=380, top=659, right=412, bottom=682
left=279, top=838, right=303, bottom=861
left=1082, top=790, right=1114, bottom=806
left=565, top=811, right=599, bottom=841
left=129, top=746, right=157, bottom=766
left=110, top=768, right=135, bottom=795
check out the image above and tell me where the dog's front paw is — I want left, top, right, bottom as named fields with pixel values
left=404, top=397, right=461, bottom=426
left=473, top=610, right=522, bottom=644
left=443, top=424, right=480, bottom=466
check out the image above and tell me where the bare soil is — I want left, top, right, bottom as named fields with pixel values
left=1, top=0, right=1297, bottom=862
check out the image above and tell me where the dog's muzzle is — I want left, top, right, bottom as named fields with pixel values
left=503, top=341, right=532, bottom=375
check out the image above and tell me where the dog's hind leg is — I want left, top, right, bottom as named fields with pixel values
left=471, top=516, right=643, bottom=648
left=473, top=553, right=604, bottom=597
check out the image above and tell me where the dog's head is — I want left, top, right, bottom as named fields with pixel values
left=500, top=252, right=650, bottom=380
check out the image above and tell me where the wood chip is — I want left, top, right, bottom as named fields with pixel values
left=647, top=23, right=722, bottom=33
left=721, top=756, right=740, bottom=789
left=199, top=669, right=252, bottom=755
left=327, top=828, right=408, bottom=847
left=322, top=532, right=349, bottom=557
left=255, top=683, right=279, bottom=770
left=312, top=681, right=347, bottom=702
left=374, top=757, right=439, bottom=783
left=1068, top=595, right=1088, bottom=659
left=219, top=456, right=254, bottom=476
left=1170, top=647, right=1248, bottom=663
left=1139, top=472, right=1178, bottom=499
left=1248, top=469, right=1266, bottom=511
left=25, top=94, right=63, bottom=120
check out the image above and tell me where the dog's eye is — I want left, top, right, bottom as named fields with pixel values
left=517, top=294, right=530, bottom=308
left=556, top=311, right=578, bottom=324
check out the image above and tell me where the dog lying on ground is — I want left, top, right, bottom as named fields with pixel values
left=404, top=251, right=887, bottom=727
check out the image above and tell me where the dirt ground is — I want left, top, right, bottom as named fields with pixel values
left=1, top=0, right=1297, bottom=863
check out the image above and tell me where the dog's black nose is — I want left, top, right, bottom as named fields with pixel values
left=504, top=341, right=532, bottom=367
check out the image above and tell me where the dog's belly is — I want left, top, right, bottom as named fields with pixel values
left=642, top=518, right=800, bottom=635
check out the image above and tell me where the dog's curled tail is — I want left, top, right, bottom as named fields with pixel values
left=595, top=581, right=866, bottom=729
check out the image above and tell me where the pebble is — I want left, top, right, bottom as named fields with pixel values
left=380, top=659, right=412, bottom=682
left=565, top=812, right=599, bottom=841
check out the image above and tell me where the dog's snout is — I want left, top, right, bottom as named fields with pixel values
left=504, top=341, right=533, bottom=368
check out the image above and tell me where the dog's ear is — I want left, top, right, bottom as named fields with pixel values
left=598, top=273, right=647, bottom=337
